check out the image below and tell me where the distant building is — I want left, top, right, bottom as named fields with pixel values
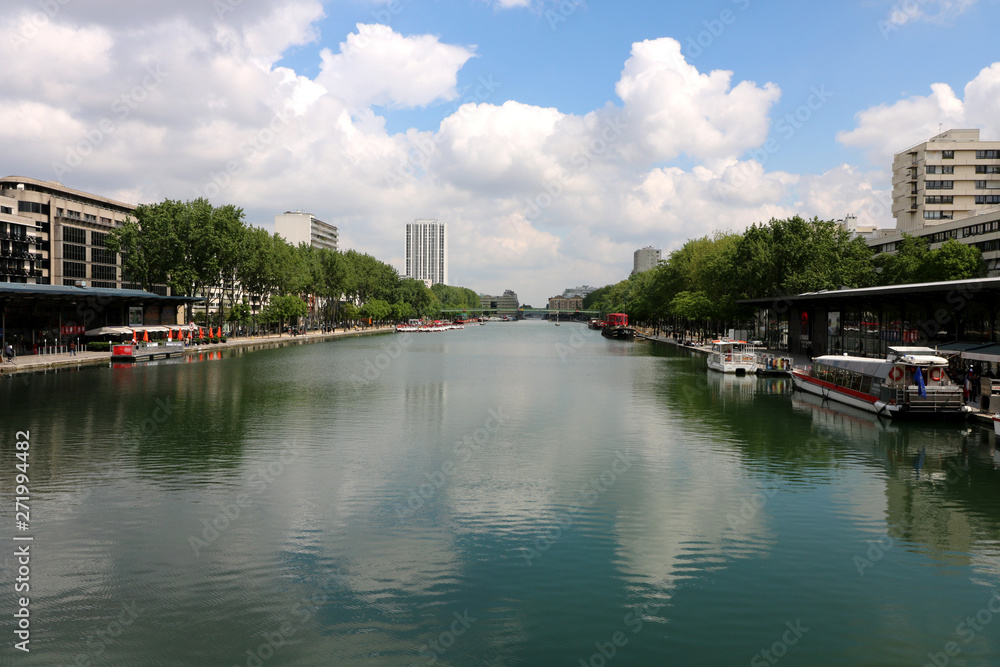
left=548, top=295, right=583, bottom=311
left=480, top=289, right=519, bottom=316
left=274, top=211, right=339, bottom=251
left=837, top=214, right=879, bottom=241
left=892, top=128, right=1000, bottom=233
left=405, top=219, right=447, bottom=287
left=562, top=285, right=597, bottom=299
left=632, top=246, right=661, bottom=274
left=0, top=175, right=136, bottom=289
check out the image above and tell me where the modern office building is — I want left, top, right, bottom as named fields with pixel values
left=480, top=289, right=519, bottom=316
left=891, top=129, right=1000, bottom=233
left=274, top=211, right=339, bottom=251
left=632, top=246, right=661, bottom=274
left=0, top=176, right=136, bottom=288
left=562, top=285, right=598, bottom=299
left=405, top=219, right=447, bottom=287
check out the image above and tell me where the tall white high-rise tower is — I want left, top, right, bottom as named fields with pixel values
left=404, top=219, right=447, bottom=286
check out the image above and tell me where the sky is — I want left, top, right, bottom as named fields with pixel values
left=3, top=0, right=1000, bottom=306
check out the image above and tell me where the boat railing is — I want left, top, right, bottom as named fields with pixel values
left=886, top=385, right=965, bottom=412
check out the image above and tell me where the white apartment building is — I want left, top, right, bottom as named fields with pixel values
left=274, top=211, right=339, bottom=251
left=632, top=246, right=661, bottom=275
left=405, top=219, right=447, bottom=286
left=892, top=129, right=1000, bottom=233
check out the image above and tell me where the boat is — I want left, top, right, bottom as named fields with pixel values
left=587, top=318, right=604, bottom=330
left=706, top=340, right=757, bottom=375
left=600, top=313, right=635, bottom=340
left=757, top=353, right=792, bottom=376
left=791, top=346, right=969, bottom=420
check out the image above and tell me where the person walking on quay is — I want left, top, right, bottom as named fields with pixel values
left=4, top=343, right=14, bottom=364
left=70, top=340, right=76, bottom=356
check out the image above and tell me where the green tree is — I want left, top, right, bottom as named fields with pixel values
left=262, top=294, right=308, bottom=335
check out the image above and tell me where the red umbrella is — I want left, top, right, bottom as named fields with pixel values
left=216, top=327, right=222, bottom=338
left=142, top=330, right=149, bottom=343
left=199, top=327, right=204, bottom=339
left=132, top=330, right=137, bottom=344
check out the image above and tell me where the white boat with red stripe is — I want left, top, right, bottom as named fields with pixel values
left=791, top=346, right=969, bottom=420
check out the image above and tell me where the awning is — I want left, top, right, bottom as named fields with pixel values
left=85, top=326, right=134, bottom=336
left=962, top=345, right=1000, bottom=362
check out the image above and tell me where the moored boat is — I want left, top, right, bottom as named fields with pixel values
left=791, top=346, right=969, bottom=419
left=706, top=340, right=757, bottom=375
left=600, top=313, right=635, bottom=340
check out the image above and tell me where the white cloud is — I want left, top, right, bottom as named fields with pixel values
left=615, top=38, right=781, bottom=164
left=837, top=63, right=1000, bottom=167
left=317, top=24, right=476, bottom=110
left=882, top=0, right=978, bottom=27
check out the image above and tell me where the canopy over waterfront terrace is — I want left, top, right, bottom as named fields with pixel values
left=0, top=283, right=202, bottom=354
left=739, top=277, right=1000, bottom=364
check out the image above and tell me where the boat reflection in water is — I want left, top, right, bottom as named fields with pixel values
left=792, top=389, right=1000, bottom=567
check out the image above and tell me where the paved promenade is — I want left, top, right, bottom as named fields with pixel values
left=0, top=327, right=395, bottom=378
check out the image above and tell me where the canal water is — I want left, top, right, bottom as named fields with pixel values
left=3, top=321, right=1000, bottom=666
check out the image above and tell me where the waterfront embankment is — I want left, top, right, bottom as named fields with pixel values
left=0, top=326, right=395, bottom=378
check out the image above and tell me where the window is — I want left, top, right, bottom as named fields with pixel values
left=91, top=231, right=107, bottom=247
left=942, top=165, right=954, bottom=174
left=62, top=261, right=86, bottom=278
left=83, top=213, right=97, bottom=223
left=977, top=150, right=1000, bottom=159
left=17, top=201, right=49, bottom=215
left=926, top=165, right=938, bottom=174
left=924, top=211, right=954, bottom=220
left=91, top=264, right=116, bottom=281
left=91, top=247, right=116, bottom=264
left=976, top=195, right=1000, bottom=205
left=925, top=196, right=954, bottom=204
left=63, top=244, right=86, bottom=261
left=943, top=150, right=954, bottom=159
left=976, top=165, right=1000, bottom=174
left=63, top=227, right=86, bottom=244
left=1, top=206, right=11, bottom=215
left=925, top=180, right=954, bottom=189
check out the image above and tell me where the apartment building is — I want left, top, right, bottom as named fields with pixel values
left=274, top=211, right=339, bottom=251
left=0, top=176, right=136, bottom=288
left=405, top=219, right=447, bottom=287
left=891, top=129, right=1000, bottom=232
left=632, top=246, right=661, bottom=275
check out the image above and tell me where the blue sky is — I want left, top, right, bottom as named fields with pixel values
left=3, top=0, right=999, bottom=304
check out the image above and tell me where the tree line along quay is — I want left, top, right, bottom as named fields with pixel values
left=106, top=198, right=485, bottom=332
left=584, top=215, right=985, bottom=338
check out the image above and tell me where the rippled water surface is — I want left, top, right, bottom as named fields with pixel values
left=3, top=321, right=1000, bottom=666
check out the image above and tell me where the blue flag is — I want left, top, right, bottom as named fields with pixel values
left=915, top=366, right=927, bottom=399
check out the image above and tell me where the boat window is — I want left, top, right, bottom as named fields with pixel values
left=849, top=371, right=863, bottom=392
left=860, top=376, right=872, bottom=394
left=832, top=368, right=847, bottom=387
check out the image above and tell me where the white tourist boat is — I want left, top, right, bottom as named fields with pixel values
left=706, top=340, right=758, bottom=375
left=791, top=346, right=969, bottom=420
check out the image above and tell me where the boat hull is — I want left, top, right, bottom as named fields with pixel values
left=601, top=326, right=635, bottom=340
left=791, top=371, right=968, bottom=420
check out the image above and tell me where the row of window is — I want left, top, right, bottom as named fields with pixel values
left=978, top=150, right=1000, bottom=160
left=975, top=181, right=1000, bottom=189
left=925, top=165, right=955, bottom=174
left=925, top=196, right=953, bottom=204
left=926, top=180, right=954, bottom=189
left=976, top=195, right=1000, bottom=205
left=977, top=166, right=1000, bottom=174
left=924, top=211, right=954, bottom=220
left=811, top=364, right=876, bottom=395
left=17, top=201, right=49, bottom=215
left=61, top=261, right=118, bottom=280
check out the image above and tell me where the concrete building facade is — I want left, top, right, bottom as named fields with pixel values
left=0, top=176, right=136, bottom=289
left=274, top=211, right=339, bottom=251
left=548, top=295, right=584, bottom=311
left=633, top=246, right=661, bottom=275
left=405, top=219, right=447, bottom=287
left=892, top=129, right=1000, bottom=233
left=480, top=289, right=519, bottom=316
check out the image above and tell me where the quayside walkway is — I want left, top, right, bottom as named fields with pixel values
left=0, top=327, right=394, bottom=377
